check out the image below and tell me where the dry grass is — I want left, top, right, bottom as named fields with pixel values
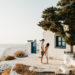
left=68, top=65, right=75, bottom=68
left=2, top=56, right=15, bottom=61
left=1, top=68, right=11, bottom=75
left=14, top=51, right=25, bottom=58
left=1, top=64, right=36, bottom=75
left=13, top=64, right=24, bottom=74
left=13, top=64, right=36, bottom=75
left=72, top=69, right=75, bottom=75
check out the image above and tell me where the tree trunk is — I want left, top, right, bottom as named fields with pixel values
left=70, top=45, right=73, bottom=53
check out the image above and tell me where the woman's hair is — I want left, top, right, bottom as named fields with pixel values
left=46, top=43, right=50, bottom=47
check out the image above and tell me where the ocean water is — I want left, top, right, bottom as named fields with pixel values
left=0, top=44, right=25, bottom=58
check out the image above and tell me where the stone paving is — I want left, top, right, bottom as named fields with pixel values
left=0, top=54, right=75, bottom=74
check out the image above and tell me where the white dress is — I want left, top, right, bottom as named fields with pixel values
left=45, top=47, right=48, bottom=56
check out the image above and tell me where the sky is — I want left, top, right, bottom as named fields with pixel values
left=0, top=0, right=58, bottom=44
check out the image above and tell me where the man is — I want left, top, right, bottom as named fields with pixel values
left=41, top=39, right=45, bottom=63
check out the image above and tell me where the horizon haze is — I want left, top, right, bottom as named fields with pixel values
left=0, top=0, right=58, bottom=44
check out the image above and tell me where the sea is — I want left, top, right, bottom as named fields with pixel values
left=0, top=44, right=25, bottom=58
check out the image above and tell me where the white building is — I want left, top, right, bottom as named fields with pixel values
left=43, top=30, right=75, bottom=60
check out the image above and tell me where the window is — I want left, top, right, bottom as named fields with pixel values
left=55, top=35, right=66, bottom=49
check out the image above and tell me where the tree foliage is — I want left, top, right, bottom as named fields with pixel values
left=38, top=0, right=75, bottom=47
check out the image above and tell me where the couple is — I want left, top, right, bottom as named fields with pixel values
left=41, top=39, right=50, bottom=64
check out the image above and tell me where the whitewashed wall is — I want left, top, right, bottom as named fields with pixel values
left=25, top=42, right=31, bottom=55
left=43, top=30, right=72, bottom=60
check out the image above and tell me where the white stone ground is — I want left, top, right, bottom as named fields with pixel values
left=0, top=54, right=75, bottom=74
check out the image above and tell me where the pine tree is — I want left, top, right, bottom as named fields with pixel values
left=38, top=0, right=75, bottom=53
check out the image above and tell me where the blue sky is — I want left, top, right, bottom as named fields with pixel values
left=0, top=0, right=58, bottom=44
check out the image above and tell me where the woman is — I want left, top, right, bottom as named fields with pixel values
left=44, top=43, right=50, bottom=64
